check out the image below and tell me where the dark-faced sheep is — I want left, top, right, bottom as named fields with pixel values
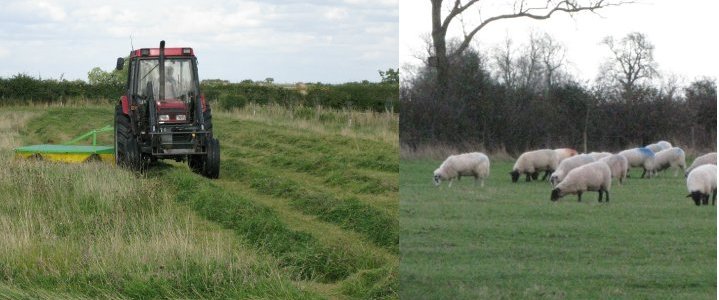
left=686, top=164, right=717, bottom=206
left=550, top=161, right=612, bottom=203
left=433, top=152, right=490, bottom=187
left=510, top=149, right=558, bottom=183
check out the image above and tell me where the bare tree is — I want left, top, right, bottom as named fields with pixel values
left=492, top=37, right=517, bottom=87
left=430, top=0, right=630, bottom=98
left=600, top=32, right=659, bottom=99
left=537, top=33, right=566, bottom=91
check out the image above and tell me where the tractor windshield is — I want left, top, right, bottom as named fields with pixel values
left=138, top=58, right=195, bottom=101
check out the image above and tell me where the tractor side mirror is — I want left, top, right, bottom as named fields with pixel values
left=116, top=57, right=125, bottom=71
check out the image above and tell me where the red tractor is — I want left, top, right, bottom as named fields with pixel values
left=114, top=40, right=220, bottom=178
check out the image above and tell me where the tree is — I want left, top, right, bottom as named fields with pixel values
left=600, top=32, right=658, bottom=99
left=379, top=68, right=400, bottom=84
left=430, top=0, right=629, bottom=98
left=87, top=56, right=128, bottom=86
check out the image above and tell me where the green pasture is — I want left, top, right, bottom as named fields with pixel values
left=400, top=159, right=716, bottom=299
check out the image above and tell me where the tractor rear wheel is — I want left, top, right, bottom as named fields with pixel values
left=114, top=104, right=130, bottom=167
left=115, top=104, right=142, bottom=171
left=202, top=138, right=220, bottom=179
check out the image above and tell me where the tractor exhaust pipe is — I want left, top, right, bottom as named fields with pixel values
left=158, top=40, right=165, bottom=101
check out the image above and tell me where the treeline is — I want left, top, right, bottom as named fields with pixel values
left=0, top=74, right=399, bottom=112
left=401, top=36, right=717, bottom=155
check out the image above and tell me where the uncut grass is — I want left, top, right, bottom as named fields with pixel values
left=0, top=155, right=315, bottom=299
left=400, top=159, right=716, bottom=299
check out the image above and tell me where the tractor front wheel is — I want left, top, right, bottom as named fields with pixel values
left=202, top=138, right=220, bottom=179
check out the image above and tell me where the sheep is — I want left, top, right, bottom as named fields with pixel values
left=550, top=161, right=612, bottom=202
left=549, top=154, right=596, bottom=187
left=510, top=149, right=559, bottom=183
left=649, top=147, right=686, bottom=177
left=433, top=152, right=490, bottom=187
left=685, top=164, right=717, bottom=206
left=598, top=154, right=628, bottom=185
left=685, top=152, right=717, bottom=176
left=587, top=151, right=612, bottom=161
left=618, top=147, right=655, bottom=178
left=554, top=148, right=578, bottom=163
left=645, top=140, right=672, bottom=153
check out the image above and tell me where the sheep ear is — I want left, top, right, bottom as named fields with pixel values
left=686, top=193, right=692, bottom=198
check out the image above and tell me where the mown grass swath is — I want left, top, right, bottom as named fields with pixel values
left=0, top=103, right=398, bottom=299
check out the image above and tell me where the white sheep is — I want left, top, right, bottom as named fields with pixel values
left=510, top=149, right=558, bottom=183
left=433, top=152, right=490, bottom=187
left=549, top=154, right=596, bottom=187
left=645, top=140, right=672, bottom=153
left=650, top=147, right=686, bottom=177
left=685, top=164, right=717, bottom=206
left=618, top=147, right=655, bottom=178
left=685, top=152, right=717, bottom=176
left=554, top=148, right=578, bottom=163
left=598, top=154, right=628, bottom=185
left=587, top=151, right=612, bottom=160
left=550, top=161, right=612, bottom=202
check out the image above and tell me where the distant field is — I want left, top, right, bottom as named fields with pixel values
left=400, top=159, right=716, bottom=299
left=0, top=104, right=398, bottom=299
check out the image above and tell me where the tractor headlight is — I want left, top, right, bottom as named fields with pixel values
left=159, top=115, right=169, bottom=121
left=175, top=114, right=186, bottom=121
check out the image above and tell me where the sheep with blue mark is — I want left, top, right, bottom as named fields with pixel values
left=618, top=147, right=655, bottom=178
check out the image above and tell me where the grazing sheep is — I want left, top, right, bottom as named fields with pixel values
left=618, top=147, right=655, bottom=178
left=510, top=149, right=558, bottom=183
left=550, top=161, right=612, bottom=202
left=650, top=147, right=686, bottom=177
left=554, top=148, right=578, bottom=163
left=550, top=154, right=596, bottom=187
left=433, top=152, right=490, bottom=187
left=587, top=152, right=612, bottom=161
left=598, top=154, right=629, bottom=185
left=685, top=164, right=717, bottom=206
left=685, top=152, right=717, bottom=176
left=645, top=140, right=672, bottom=153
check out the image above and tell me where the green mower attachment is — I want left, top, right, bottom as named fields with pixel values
left=14, top=125, right=115, bottom=163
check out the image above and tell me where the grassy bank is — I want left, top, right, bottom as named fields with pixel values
left=400, top=159, right=716, bottom=299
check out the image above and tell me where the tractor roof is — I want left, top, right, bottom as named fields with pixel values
left=130, top=47, right=195, bottom=58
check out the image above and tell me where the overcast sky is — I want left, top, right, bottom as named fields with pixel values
left=400, top=0, right=718, bottom=85
left=0, top=0, right=398, bottom=84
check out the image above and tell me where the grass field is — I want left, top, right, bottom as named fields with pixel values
left=0, top=103, right=398, bottom=299
left=400, top=159, right=716, bottom=299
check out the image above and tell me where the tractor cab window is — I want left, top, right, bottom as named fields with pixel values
left=137, top=59, right=194, bottom=101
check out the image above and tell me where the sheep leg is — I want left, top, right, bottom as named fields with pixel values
left=577, top=191, right=582, bottom=202
left=605, top=189, right=610, bottom=202
left=531, top=172, right=539, bottom=180
left=640, top=168, right=647, bottom=178
left=702, top=194, right=709, bottom=206
left=525, top=173, right=532, bottom=182
left=541, top=170, right=551, bottom=181
left=713, top=189, right=716, bottom=206
left=448, top=179, right=453, bottom=188
left=598, top=190, right=603, bottom=203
